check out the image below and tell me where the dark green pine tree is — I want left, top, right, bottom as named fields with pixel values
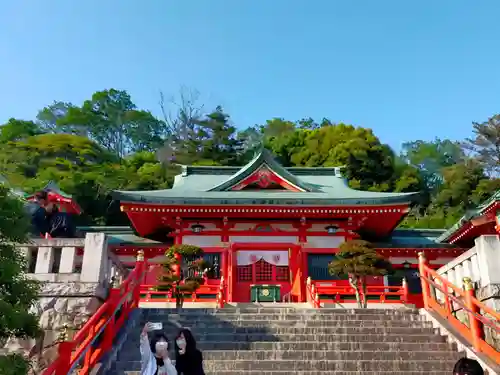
left=328, top=240, right=392, bottom=308
left=157, top=245, right=211, bottom=308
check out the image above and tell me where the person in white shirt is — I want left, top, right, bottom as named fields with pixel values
left=140, top=322, right=177, bottom=375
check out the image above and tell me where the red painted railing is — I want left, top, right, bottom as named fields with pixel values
left=42, top=251, right=147, bottom=375
left=140, top=276, right=226, bottom=308
left=418, top=252, right=500, bottom=364
left=306, top=277, right=408, bottom=308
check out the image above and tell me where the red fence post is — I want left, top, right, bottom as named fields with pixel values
left=462, top=277, right=483, bottom=352
left=55, top=342, right=73, bottom=375
left=134, top=250, right=145, bottom=305
left=102, top=286, right=120, bottom=352
left=418, top=252, right=431, bottom=309
left=54, top=326, right=72, bottom=375
left=217, top=276, right=225, bottom=308
left=402, top=278, right=409, bottom=304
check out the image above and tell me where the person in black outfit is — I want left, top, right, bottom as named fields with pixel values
left=453, top=357, right=484, bottom=375
left=174, top=328, right=205, bottom=375
left=31, top=191, right=76, bottom=238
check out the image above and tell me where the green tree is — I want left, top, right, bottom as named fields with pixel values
left=0, top=133, right=121, bottom=225
left=400, top=139, right=465, bottom=192
left=36, top=101, right=80, bottom=135
left=267, top=123, right=397, bottom=191
left=59, top=89, right=167, bottom=157
left=0, top=185, right=41, bottom=375
left=401, top=159, right=497, bottom=229
left=464, top=114, right=500, bottom=175
left=328, top=240, right=392, bottom=308
left=0, top=119, right=42, bottom=144
left=157, top=245, right=211, bottom=308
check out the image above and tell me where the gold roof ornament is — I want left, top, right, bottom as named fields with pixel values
left=58, top=324, right=69, bottom=342
left=462, top=277, right=474, bottom=291
left=136, top=250, right=145, bottom=261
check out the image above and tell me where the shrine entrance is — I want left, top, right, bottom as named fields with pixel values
left=233, top=250, right=291, bottom=302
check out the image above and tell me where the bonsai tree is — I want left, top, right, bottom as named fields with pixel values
left=157, top=244, right=211, bottom=308
left=328, top=239, right=392, bottom=308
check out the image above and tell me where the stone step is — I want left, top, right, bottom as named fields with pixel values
left=119, top=340, right=455, bottom=353
left=142, top=313, right=424, bottom=322
left=138, top=319, right=430, bottom=328
left=202, top=350, right=461, bottom=361
left=117, top=341, right=458, bottom=360
left=133, top=326, right=437, bottom=335
left=125, top=332, right=446, bottom=343
left=117, top=350, right=460, bottom=363
left=123, top=372, right=452, bottom=375
left=142, top=305, right=419, bottom=314
left=115, top=359, right=458, bottom=372
left=202, top=359, right=458, bottom=372
left=144, top=308, right=419, bottom=316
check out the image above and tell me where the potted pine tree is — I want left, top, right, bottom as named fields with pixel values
left=328, top=239, right=392, bottom=308
left=157, top=244, right=212, bottom=308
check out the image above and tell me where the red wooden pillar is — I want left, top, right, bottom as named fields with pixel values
left=221, top=247, right=228, bottom=280
left=299, top=248, right=307, bottom=302
left=300, top=249, right=308, bottom=302
left=418, top=252, right=431, bottom=309
left=229, top=246, right=237, bottom=302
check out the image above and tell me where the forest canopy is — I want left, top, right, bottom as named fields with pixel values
left=1, top=88, right=499, bottom=229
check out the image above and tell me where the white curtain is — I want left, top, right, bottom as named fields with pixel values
left=236, top=251, right=289, bottom=266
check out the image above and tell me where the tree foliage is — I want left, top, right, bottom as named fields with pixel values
left=464, top=114, right=500, bottom=175
left=157, top=245, right=211, bottom=308
left=0, top=185, right=41, bottom=374
left=0, top=87, right=499, bottom=230
left=328, top=240, right=392, bottom=308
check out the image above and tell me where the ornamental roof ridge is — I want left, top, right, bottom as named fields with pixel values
left=207, top=148, right=320, bottom=192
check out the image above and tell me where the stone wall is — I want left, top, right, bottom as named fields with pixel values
left=0, top=233, right=128, bottom=373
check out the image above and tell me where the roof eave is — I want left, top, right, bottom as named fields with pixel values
left=115, top=193, right=420, bottom=207
left=436, top=194, right=500, bottom=243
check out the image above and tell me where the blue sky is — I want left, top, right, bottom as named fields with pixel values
left=1, top=1, right=499, bottom=151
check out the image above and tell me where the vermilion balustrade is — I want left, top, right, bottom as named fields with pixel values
left=42, top=251, right=147, bottom=375
left=306, top=277, right=408, bottom=308
left=418, top=252, right=500, bottom=365
left=140, top=276, right=226, bottom=308
left=43, top=260, right=226, bottom=375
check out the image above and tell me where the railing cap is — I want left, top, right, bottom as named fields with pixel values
left=462, top=277, right=474, bottom=291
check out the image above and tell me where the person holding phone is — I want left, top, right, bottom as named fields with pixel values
left=140, top=322, right=177, bottom=375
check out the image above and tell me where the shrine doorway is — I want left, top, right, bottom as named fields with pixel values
left=233, top=250, right=291, bottom=302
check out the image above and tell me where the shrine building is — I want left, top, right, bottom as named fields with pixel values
left=111, top=149, right=466, bottom=304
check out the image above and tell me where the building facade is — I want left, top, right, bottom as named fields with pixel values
left=111, top=149, right=465, bottom=303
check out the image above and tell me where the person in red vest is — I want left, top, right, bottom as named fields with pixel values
left=453, top=358, right=484, bottom=375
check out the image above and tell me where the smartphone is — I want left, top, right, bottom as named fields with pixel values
left=149, top=322, right=163, bottom=330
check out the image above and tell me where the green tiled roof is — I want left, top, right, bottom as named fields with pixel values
left=78, top=226, right=453, bottom=247
left=377, top=228, right=455, bottom=248
left=436, top=190, right=500, bottom=243
left=113, top=149, right=420, bottom=206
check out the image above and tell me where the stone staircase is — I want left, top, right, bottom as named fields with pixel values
left=108, top=306, right=463, bottom=375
